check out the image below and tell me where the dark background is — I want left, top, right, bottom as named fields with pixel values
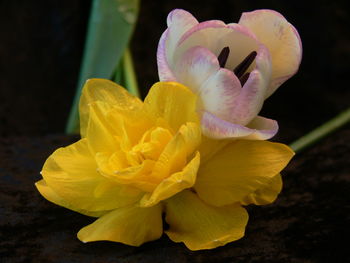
left=0, top=0, right=349, bottom=142
left=0, top=0, right=349, bottom=262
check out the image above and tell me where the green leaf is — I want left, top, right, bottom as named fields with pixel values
left=121, top=48, right=140, bottom=97
left=66, top=0, right=140, bottom=134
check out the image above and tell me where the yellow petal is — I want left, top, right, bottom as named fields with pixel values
left=77, top=204, right=163, bottom=246
left=41, top=139, right=142, bottom=212
left=195, top=140, right=294, bottom=207
left=151, top=122, right=201, bottom=182
left=140, top=151, right=200, bottom=207
left=240, top=173, right=283, bottom=206
left=106, top=106, right=154, bottom=151
left=97, top=154, right=158, bottom=192
left=143, top=82, right=199, bottom=132
left=86, top=101, right=119, bottom=153
left=165, top=190, right=248, bottom=250
left=79, top=78, right=143, bottom=137
left=198, top=135, right=230, bottom=165
left=35, top=180, right=107, bottom=218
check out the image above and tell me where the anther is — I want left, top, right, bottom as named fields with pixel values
left=233, top=51, right=257, bottom=78
left=217, top=46, right=230, bottom=68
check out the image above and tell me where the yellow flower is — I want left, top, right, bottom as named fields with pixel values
left=36, top=79, right=294, bottom=250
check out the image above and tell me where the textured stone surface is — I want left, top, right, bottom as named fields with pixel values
left=0, top=129, right=349, bottom=262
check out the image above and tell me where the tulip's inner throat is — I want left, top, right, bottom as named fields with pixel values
left=217, top=46, right=257, bottom=86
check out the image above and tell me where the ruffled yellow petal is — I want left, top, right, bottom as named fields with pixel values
left=165, top=190, right=248, bottom=250
left=143, top=82, right=199, bottom=132
left=41, top=139, right=142, bottom=212
left=106, top=106, right=154, bottom=150
left=79, top=78, right=143, bottom=137
left=149, top=122, right=201, bottom=181
left=195, top=140, right=294, bottom=207
left=86, top=101, right=120, bottom=154
left=240, top=173, right=282, bottom=205
left=140, top=151, right=200, bottom=207
left=77, top=204, right=163, bottom=246
left=97, top=153, right=158, bottom=192
left=35, top=179, right=107, bottom=217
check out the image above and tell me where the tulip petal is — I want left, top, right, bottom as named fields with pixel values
left=165, top=9, right=199, bottom=64
left=198, top=67, right=241, bottom=121
left=234, top=70, right=266, bottom=122
left=225, top=43, right=271, bottom=125
left=143, top=82, right=199, bottom=132
left=157, top=30, right=176, bottom=81
left=140, top=152, right=200, bottom=207
left=201, top=111, right=278, bottom=140
left=164, top=190, right=248, bottom=250
left=41, top=139, right=142, bottom=212
left=194, top=140, right=294, bottom=207
left=176, top=21, right=259, bottom=71
left=79, top=79, right=143, bottom=137
left=78, top=204, right=163, bottom=246
left=240, top=174, right=283, bottom=206
left=239, top=9, right=302, bottom=97
left=157, top=9, right=199, bottom=82
left=175, top=20, right=227, bottom=59
left=246, top=115, right=279, bottom=140
left=35, top=179, right=108, bottom=218
left=173, top=46, right=220, bottom=93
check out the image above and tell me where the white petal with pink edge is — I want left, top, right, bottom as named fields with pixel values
left=198, top=68, right=241, bottom=122
left=165, top=9, right=198, bottom=65
left=157, top=9, right=198, bottom=81
left=201, top=111, right=278, bottom=140
left=172, top=46, right=220, bottom=93
left=228, top=44, right=272, bottom=125
left=238, top=9, right=302, bottom=98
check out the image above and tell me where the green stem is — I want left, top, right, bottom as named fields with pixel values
left=65, top=0, right=140, bottom=134
left=122, top=48, right=140, bottom=97
left=113, top=61, right=124, bottom=85
left=289, top=107, right=350, bottom=153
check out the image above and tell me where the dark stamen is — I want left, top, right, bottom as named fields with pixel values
left=217, top=46, right=230, bottom=68
left=239, top=72, right=250, bottom=86
left=233, top=51, right=257, bottom=78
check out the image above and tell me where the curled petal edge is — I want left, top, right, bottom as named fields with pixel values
left=157, top=29, right=176, bottom=81
left=201, top=111, right=278, bottom=140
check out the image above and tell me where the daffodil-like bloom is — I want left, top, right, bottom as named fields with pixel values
left=36, top=79, right=293, bottom=250
left=157, top=9, right=302, bottom=140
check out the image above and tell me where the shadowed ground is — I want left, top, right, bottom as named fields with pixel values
left=0, top=128, right=349, bottom=262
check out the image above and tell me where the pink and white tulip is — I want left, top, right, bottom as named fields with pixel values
left=157, top=9, right=302, bottom=140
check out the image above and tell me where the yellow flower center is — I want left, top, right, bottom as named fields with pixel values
left=128, top=127, right=173, bottom=165
left=97, top=125, right=176, bottom=193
